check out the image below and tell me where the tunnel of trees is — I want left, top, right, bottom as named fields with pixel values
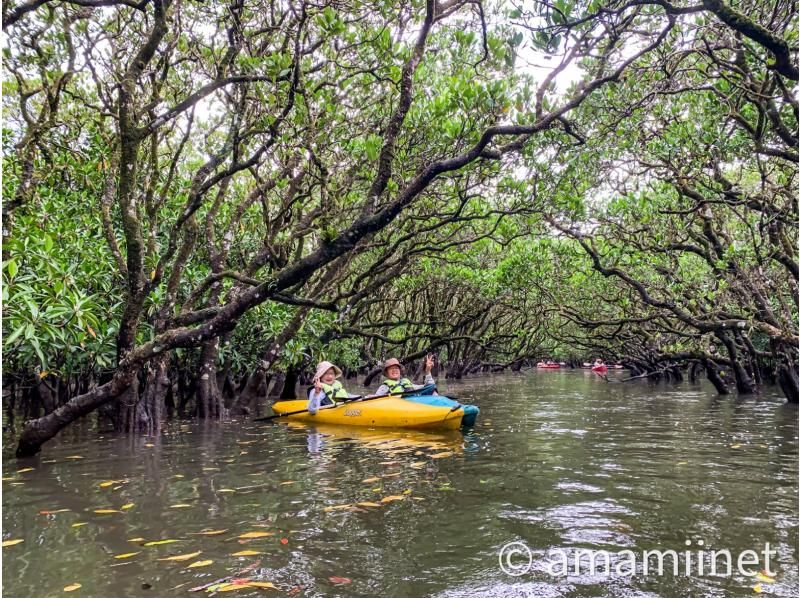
left=2, top=0, right=797, bottom=457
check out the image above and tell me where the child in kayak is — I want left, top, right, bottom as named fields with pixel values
left=375, top=355, right=436, bottom=396
left=307, top=361, right=358, bottom=415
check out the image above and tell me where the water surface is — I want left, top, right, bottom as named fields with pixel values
left=3, top=371, right=797, bottom=596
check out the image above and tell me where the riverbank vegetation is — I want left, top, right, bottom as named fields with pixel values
left=3, top=0, right=796, bottom=456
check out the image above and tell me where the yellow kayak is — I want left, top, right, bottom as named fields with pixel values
left=270, top=397, right=464, bottom=430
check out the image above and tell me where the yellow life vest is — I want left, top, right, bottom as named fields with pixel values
left=320, top=380, right=349, bottom=404
left=383, top=378, right=414, bottom=395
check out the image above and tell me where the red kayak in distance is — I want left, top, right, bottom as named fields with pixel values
left=536, top=362, right=561, bottom=369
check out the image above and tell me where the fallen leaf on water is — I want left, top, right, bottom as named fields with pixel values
left=72, top=523, right=88, bottom=528
left=121, top=503, right=135, bottom=510
left=17, top=468, right=35, bottom=473
left=362, top=477, right=381, bottom=484
left=63, top=583, right=82, bottom=592
left=158, top=551, right=202, bottom=562
left=238, top=531, right=273, bottom=539
left=231, top=550, right=263, bottom=556
left=217, top=489, right=236, bottom=493
left=186, top=559, right=213, bottom=568
left=144, top=539, right=180, bottom=546
left=430, top=452, right=454, bottom=459
left=189, top=529, right=228, bottom=536
left=128, top=537, right=146, bottom=542
left=246, top=581, right=277, bottom=589
left=756, top=571, right=776, bottom=583
left=753, top=583, right=762, bottom=593
left=356, top=502, right=382, bottom=508
left=170, top=504, right=192, bottom=508
left=323, top=504, right=352, bottom=512
left=329, top=576, right=352, bottom=585
left=114, top=552, right=141, bottom=559
left=380, top=495, right=405, bottom=503
left=2, top=539, right=24, bottom=547
left=402, top=489, right=412, bottom=495
left=93, top=509, right=122, bottom=514
left=40, top=509, right=71, bottom=515
left=280, top=481, right=295, bottom=485
left=99, top=480, right=122, bottom=488
left=280, top=538, right=288, bottom=545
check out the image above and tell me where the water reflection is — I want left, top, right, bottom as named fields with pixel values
left=2, top=373, right=797, bottom=597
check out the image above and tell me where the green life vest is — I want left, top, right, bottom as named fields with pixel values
left=320, top=380, right=349, bottom=404
left=383, top=378, right=414, bottom=395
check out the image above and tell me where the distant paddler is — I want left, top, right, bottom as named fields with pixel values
left=375, top=355, right=437, bottom=396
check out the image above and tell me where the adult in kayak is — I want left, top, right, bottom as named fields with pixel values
left=375, top=355, right=436, bottom=396
left=307, top=360, right=358, bottom=415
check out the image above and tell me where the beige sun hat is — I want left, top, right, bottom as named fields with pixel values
left=382, top=357, right=403, bottom=376
left=314, top=360, right=342, bottom=381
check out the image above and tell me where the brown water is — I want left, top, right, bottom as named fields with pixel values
left=2, top=371, right=798, bottom=597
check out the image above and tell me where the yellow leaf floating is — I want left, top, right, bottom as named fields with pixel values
left=731, top=444, right=742, bottom=449
left=187, top=559, right=213, bottom=568
left=72, top=523, right=88, bottom=528
left=246, top=582, right=276, bottom=589
left=323, top=504, right=352, bottom=512
left=2, top=539, right=24, bottom=547
left=99, top=480, right=122, bottom=488
left=380, top=495, right=406, bottom=503
left=157, top=550, right=202, bottom=562
left=121, top=503, right=135, bottom=510
left=93, top=509, right=122, bottom=514
left=753, top=583, right=763, bottom=593
left=755, top=572, right=776, bottom=583
left=189, top=529, right=228, bottom=536
left=114, top=552, right=141, bottom=559
left=356, top=502, right=382, bottom=508
left=237, top=531, right=273, bottom=539
left=402, top=489, right=412, bottom=495
left=430, top=452, right=454, bottom=459
left=231, top=550, right=262, bottom=556
left=143, top=539, right=180, bottom=546
left=17, top=468, right=35, bottom=473
left=128, top=537, right=146, bottom=542
left=63, top=583, right=82, bottom=592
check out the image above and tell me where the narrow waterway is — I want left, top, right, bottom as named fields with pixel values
left=2, top=371, right=797, bottom=596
